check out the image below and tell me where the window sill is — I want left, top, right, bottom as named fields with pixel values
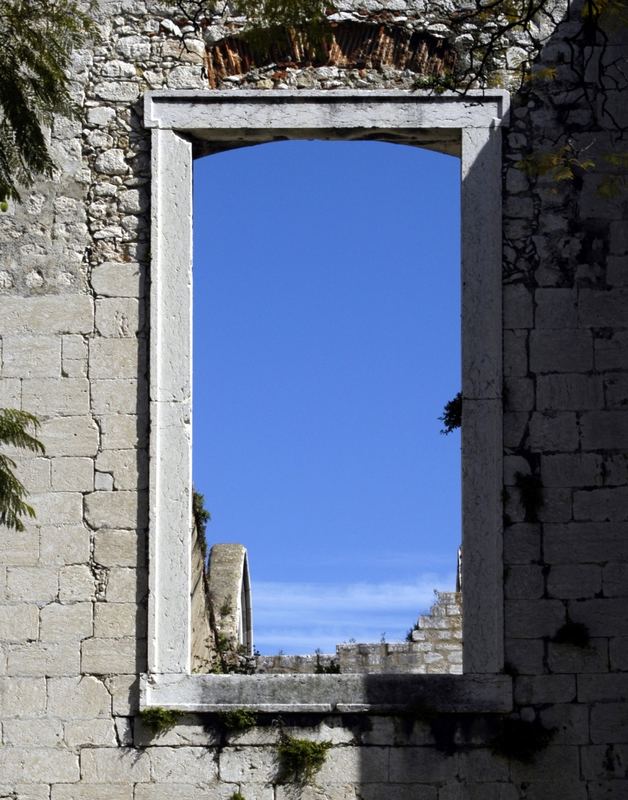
left=140, top=673, right=512, bottom=714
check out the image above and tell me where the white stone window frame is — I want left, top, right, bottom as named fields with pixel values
left=141, top=89, right=511, bottom=713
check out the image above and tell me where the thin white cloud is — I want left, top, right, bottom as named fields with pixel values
left=251, top=572, right=456, bottom=655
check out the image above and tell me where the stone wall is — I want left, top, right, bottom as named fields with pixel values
left=1, top=0, right=628, bottom=797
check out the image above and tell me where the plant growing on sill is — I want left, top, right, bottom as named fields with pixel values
left=276, top=734, right=332, bottom=784
left=218, top=708, right=258, bottom=734
left=139, top=706, right=182, bottom=736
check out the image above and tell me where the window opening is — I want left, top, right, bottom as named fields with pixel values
left=193, top=140, right=461, bottom=660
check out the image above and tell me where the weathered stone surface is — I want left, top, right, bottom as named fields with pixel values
left=80, top=748, right=151, bottom=783
left=93, top=529, right=142, bottom=566
left=40, top=416, right=99, bottom=457
left=40, top=602, right=93, bottom=641
left=91, top=263, right=142, bottom=297
left=22, top=378, right=89, bottom=416
left=84, top=491, right=139, bottom=529
left=2, top=336, right=61, bottom=377
left=0, top=297, right=93, bottom=334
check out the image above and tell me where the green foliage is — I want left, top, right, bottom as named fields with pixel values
left=553, top=621, right=590, bottom=648
left=516, top=145, right=596, bottom=183
left=439, top=392, right=462, bottom=435
left=0, top=409, right=45, bottom=531
left=277, top=735, right=332, bottom=784
left=514, top=472, right=543, bottom=523
left=229, top=794, right=247, bottom=800
left=139, top=706, right=182, bottom=735
left=192, top=487, right=210, bottom=559
left=491, top=718, right=556, bottom=763
left=218, top=708, right=257, bottom=733
left=0, top=0, right=96, bottom=205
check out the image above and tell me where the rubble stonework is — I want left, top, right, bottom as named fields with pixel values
left=1, top=0, right=628, bottom=796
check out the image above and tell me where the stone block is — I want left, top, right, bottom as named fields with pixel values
left=218, top=746, right=277, bottom=784
left=2, top=336, right=61, bottom=377
left=11, top=457, right=50, bottom=493
left=89, top=338, right=141, bottom=379
left=389, top=746, right=459, bottom=782
left=547, top=564, right=602, bottom=599
left=0, top=677, right=46, bottom=716
left=534, top=288, right=577, bottom=329
left=595, top=331, right=628, bottom=370
left=3, top=718, right=64, bottom=746
left=581, top=411, right=628, bottom=450
left=581, top=744, right=628, bottom=779
left=0, top=605, right=39, bottom=641
left=50, top=458, right=94, bottom=492
left=579, top=673, right=628, bottom=703
left=603, top=563, right=628, bottom=597
left=84, top=491, right=140, bottom=529
left=58, top=565, right=95, bottom=602
left=95, top=298, right=142, bottom=336
left=6, top=567, right=58, bottom=603
left=0, top=296, right=92, bottom=335
left=503, top=523, right=541, bottom=564
left=28, top=492, right=83, bottom=526
left=106, top=674, right=139, bottom=715
left=93, top=529, right=142, bottom=567
left=529, top=329, right=593, bottom=373
left=1, top=531, right=39, bottom=565
left=64, top=719, right=117, bottom=747
left=537, top=374, right=603, bottom=410
left=604, top=374, right=628, bottom=408
left=570, top=598, right=628, bottom=636
left=106, top=567, right=146, bottom=602
left=541, top=453, right=603, bottom=488
left=509, top=745, right=579, bottom=783
left=39, top=525, right=90, bottom=566
left=505, top=599, right=565, bottom=638
left=505, top=565, right=544, bottom=599
left=95, top=449, right=145, bottom=490
left=548, top=638, right=608, bottom=674
left=591, top=702, right=628, bottom=744
left=504, top=377, right=534, bottom=411
left=150, top=746, right=219, bottom=783
left=504, top=638, right=544, bottom=674
left=40, top=416, right=99, bottom=457
left=40, top=602, right=92, bottom=641
left=610, top=637, right=628, bottom=670
left=0, top=747, right=79, bottom=783
left=580, top=289, right=628, bottom=327
left=574, top=487, right=628, bottom=521
left=538, top=703, right=589, bottom=745
left=52, top=785, right=132, bottom=800
left=544, top=522, right=628, bottom=563
left=503, top=284, right=533, bottom=328
left=528, top=412, right=578, bottom=452
left=514, top=675, right=576, bottom=704
left=7, top=641, right=80, bottom=676
left=503, top=329, right=528, bottom=377
left=22, top=378, right=89, bottom=416
left=94, top=82, right=140, bottom=103
left=91, top=262, right=142, bottom=298
left=94, top=602, right=142, bottom=638
left=98, top=414, right=147, bottom=450
left=80, top=747, right=151, bottom=783
left=91, top=379, right=144, bottom=415
left=0, top=377, right=21, bottom=406
left=81, top=636, right=144, bottom=674
left=135, top=786, right=242, bottom=800
left=134, top=716, right=220, bottom=747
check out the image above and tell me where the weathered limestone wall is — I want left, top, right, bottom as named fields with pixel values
left=1, top=0, right=628, bottom=797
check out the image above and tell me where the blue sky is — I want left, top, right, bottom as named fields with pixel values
left=193, top=139, right=460, bottom=654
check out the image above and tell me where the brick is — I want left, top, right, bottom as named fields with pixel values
left=0, top=296, right=92, bottom=335
left=0, top=604, right=38, bottom=641
left=80, top=747, right=151, bottom=783
left=22, top=378, right=89, bottom=416
left=528, top=411, right=578, bottom=451
left=529, top=329, right=592, bottom=373
left=40, top=602, right=92, bottom=641
left=537, top=374, right=603, bottom=410
left=93, top=530, right=142, bottom=567
left=59, top=565, right=95, bottom=602
left=541, top=453, right=603, bottom=488
left=547, top=565, right=602, bottom=599
left=51, top=458, right=94, bottom=492
left=49, top=675, right=111, bottom=718
left=582, top=411, right=628, bottom=450
left=84, top=491, right=140, bottom=529
left=535, top=288, right=577, bottom=329
left=0, top=747, right=79, bottom=783
left=81, top=637, right=144, bottom=674
left=150, top=746, right=219, bottom=783
left=574, top=487, right=628, bottom=521
left=40, top=416, right=99, bottom=457
left=89, top=338, right=141, bottom=379
left=91, top=262, right=142, bottom=298
left=0, top=677, right=46, bottom=716
left=6, top=567, right=58, bottom=603
left=591, top=702, right=628, bottom=743
left=7, top=641, right=80, bottom=676
left=514, top=675, right=576, bottom=704
left=505, top=599, right=565, bottom=638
